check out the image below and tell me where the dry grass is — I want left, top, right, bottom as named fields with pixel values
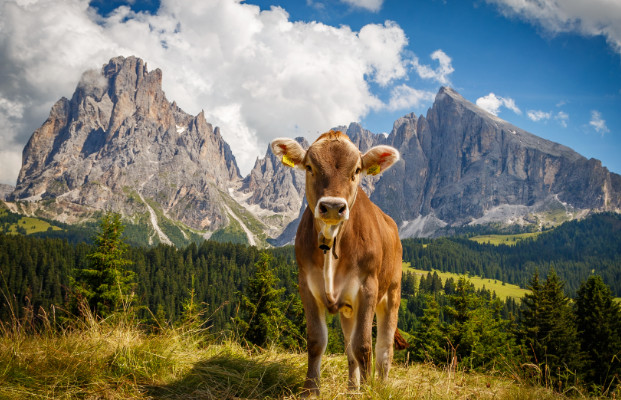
left=0, top=304, right=603, bottom=400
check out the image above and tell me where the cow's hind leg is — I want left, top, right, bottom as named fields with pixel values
left=302, top=296, right=327, bottom=396
left=340, top=311, right=360, bottom=390
left=375, top=284, right=400, bottom=379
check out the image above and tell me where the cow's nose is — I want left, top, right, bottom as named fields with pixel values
left=317, top=198, right=348, bottom=222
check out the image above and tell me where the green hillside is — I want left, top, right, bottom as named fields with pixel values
left=403, top=263, right=529, bottom=301
left=0, top=209, right=63, bottom=235
left=469, top=231, right=542, bottom=246
left=2, top=212, right=621, bottom=397
left=402, top=213, right=621, bottom=296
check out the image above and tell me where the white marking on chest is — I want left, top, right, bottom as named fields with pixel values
left=324, top=250, right=335, bottom=301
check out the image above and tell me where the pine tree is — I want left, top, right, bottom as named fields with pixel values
left=235, top=252, right=300, bottom=349
left=402, top=271, right=417, bottom=297
left=520, top=269, right=582, bottom=388
left=410, top=294, right=447, bottom=364
left=430, top=271, right=443, bottom=294
left=575, top=275, right=621, bottom=393
left=444, top=277, right=456, bottom=295
left=72, top=212, right=135, bottom=318
left=445, top=277, right=515, bottom=370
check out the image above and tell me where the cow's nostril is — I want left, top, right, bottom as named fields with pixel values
left=319, top=204, right=328, bottom=214
left=339, top=206, right=346, bottom=214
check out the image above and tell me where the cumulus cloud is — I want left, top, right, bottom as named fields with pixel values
left=0, top=98, right=26, bottom=184
left=412, top=50, right=454, bottom=85
left=486, top=0, right=621, bottom=55
left=384, top=85, right=435, bottom=112
left=476, top=92, right=521, bottom=116
left=527, top=109, right=569, bottom=127
left=555, top=111, right=569, bottom=128
left=340, top=0, right=383, bottom=12
left=527, top=110, right=552, bottom=122
left=590, top=110, right=609, bottom=135
left=0, top=0, right=422, bottom=184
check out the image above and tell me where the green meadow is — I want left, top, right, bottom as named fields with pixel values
left=469, top=231, right=542, bottom=246
left=403, top=262, right=529, bottom=301
left=0, top=210, right=63, bottom=235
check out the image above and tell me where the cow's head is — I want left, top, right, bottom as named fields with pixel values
left=271, top=131, right=399, bottom=249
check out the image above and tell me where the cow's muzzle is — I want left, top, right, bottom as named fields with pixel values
left=315, top=197, right=349, bottom=224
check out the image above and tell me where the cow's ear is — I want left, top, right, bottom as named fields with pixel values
left=270, top=138, right=306, bottom=169
left=361, top=145, right=400, bottom=176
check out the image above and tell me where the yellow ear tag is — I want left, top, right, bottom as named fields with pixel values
left=367, top=164, right=381, bottom=175
left=282, top=154, right=295, bottom=168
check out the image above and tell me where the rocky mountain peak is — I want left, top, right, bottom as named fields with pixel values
left=375, top=86, right=621, bottom=236
left=241, top=137, right=308, bottom=214
left=8, top=58, right=621, bottom=246
left=10, top=56, right=240, bottom=239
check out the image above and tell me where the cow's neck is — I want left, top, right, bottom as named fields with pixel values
left=316, top=219, right=347, bottom=306
left=316, top=218, right=349, bottom=260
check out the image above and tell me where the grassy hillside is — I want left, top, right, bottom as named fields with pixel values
left=469, top=231, right=542, bottom=246
left=0, top=209, right=63, bottom=235
left=403, top=263, right=530, bottom=301
left=0, top=309, right=581, bottom=400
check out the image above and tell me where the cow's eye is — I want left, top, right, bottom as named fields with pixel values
left=352, top=168, right=361, bottom=181
left=355, top=168, right=361, bottom=175
left=305, top=165, right=313, bottom=174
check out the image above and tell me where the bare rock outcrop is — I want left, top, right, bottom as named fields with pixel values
left=11, top=56, right=240, bottom=233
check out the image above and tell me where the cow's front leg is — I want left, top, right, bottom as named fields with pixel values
left=375, top=281, right=400, bottom=379
left=340, top=310, right=360, bottom=390
left=300, top=284, right=327, bottom=396
left=352, top=279, right=378, bottom=384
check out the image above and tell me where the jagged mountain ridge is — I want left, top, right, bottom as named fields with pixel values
left=5, top=56, right=621, bottom=245
left=9, top=56, right=242, bottom=244
left=244, top=87, right=621, bottom=241
left=375, top=87, right=621, bottom=236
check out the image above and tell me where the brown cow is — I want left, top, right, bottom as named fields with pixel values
left=271, top=130, right=403, bottom=395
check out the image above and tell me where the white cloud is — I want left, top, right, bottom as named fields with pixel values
left=306, top=0, right=325, bottom=11
left=475, top=92, right=521, bottom=116
left=555, top=111, right=569, bottom=128
left=501, top=97, right=521, bottom=115
left=340, top=0, right=383, bottom=12
left=0, top=149, right=22, bottom=187
left=527, top=110, right=552, bottom=122
left=384, top=85, right=435, bottom=112
left=412, top=50, right=454, bottom=85
left=486, top=0, right=621, bottom=55
left=359, top=21, right=409, bottom=86
left=590, top=110, right=609, bottom=135
left=0, top=0, right=418, bottom=184
left=527, top=109, right=570, bottom=127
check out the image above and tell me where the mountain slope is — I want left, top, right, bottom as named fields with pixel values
left=8, top=56, right=244, bottom=244
left=245, top=87, right=621, bottom=242
left=378, top=87, right=621, bottom=236
left=6, top=57, right=620, bottom=245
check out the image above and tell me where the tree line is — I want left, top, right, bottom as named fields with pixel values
left=402, top=212, right=621, bottom=296
left=1, top=212, right=620, bottom=394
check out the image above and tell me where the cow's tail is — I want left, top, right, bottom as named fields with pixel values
left=394, top=328, right=409, bottom=350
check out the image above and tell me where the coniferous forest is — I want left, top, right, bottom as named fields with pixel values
left=1, top=212, right=621, bottom=394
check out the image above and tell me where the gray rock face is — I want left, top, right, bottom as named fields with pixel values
left=241, top=137, right=308, bottom=215
left=373, top=87, right=621, bottom=234
left=249, top=87, right=621, bottom=242
left=0, top=184, right=14, bottom=201
left=11, top=56, right=240, bottom=231
left=9, top=58, right=620, bottom=244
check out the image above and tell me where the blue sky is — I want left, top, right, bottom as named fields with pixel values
left=244, top=0, right=621, bottom=172
left=1, top=0, right=619, bottom=185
